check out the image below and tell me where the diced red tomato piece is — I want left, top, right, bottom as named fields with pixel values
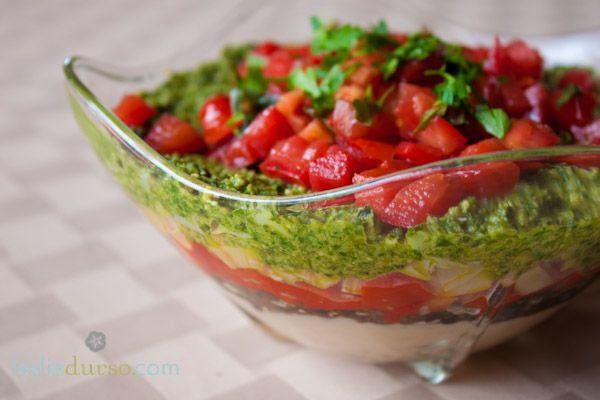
left=391, top=83, right=437, bottom=139
left=382, top=173, right=458, bottom=228
left=416, top=117, right=467, bottom=155
left=394, top=142, right=445, bottom=165
left=276, top=89, right=309, bottom=133
left=446, top=161, right=520, bottom=199
left=558, top=68, right=597, bottom=92
left=263, top=49, right=295, bottom=78
left=353, top=161, right=411, bottom=217
left=352, top=160, right=411, bottom=184
left=571, top=119, right=600, bottom=145
left=259, top=136, right=329, bottom=186
left=145, top=114, right=206, bottom=154
left=222, top=137, right=256, bottom=168
left=348, top=65, right=382, bottom=88
left=500, top=80, right=532, bottom=117
left=485, top=38, right=543, bottom=80
left=252, top=41, right=280, bottom=56
left=197, top=95, right=235, bottom=146
left=241, top=106, right=295, bottom=160
left=297, top=119, right=333, bottom=143
left=503, top=119, right=560, bottom=149
left=399, top=51, right=444, bottom=86
left=504, top=40, right=543, bottom=80
left=330, top=100, right=398, bottom=142
left=361, top=273, right=434, bottom=321
left=335, top=85, right=365, bottom=102
left=524, top=83, right=551, bottom=123
left=459, top=138, right=507, bottom=156
left=308, top=145, right=358, bottom=191
left=550, top=90, right=597, bottom=129
left=338, top=138, right=395, bottom=170
left=113, top=94, right=156, bottom=127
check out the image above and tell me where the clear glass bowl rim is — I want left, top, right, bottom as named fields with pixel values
left=63, top=55, right=600, bottom=206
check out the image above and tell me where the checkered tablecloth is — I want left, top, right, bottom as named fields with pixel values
left=1, top=1, right=600, bottom=399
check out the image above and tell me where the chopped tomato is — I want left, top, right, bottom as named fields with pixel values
left=558, top=68, right=597, bottom=92
left=399, top=51, right=444, bottom=86
left=348, top=65, right=381, bottom=87
left=330, top=100, right=398, bottom=142
left=297, top=119, right=333, bottom=143
left=308, top=145, right=358, bottom=191
left=391, top=83, right=437, bottom=139
left=275, top=89, right=309, bottom=132
left=459, top=138, right=507, bottom=156
left=339, top=138, right=396, bottom=170
left=361, top=273, right=434, bottom=322
left=241, top=106, right=294, bottom=160
left=259, top=136, right=329, bottom=186
left=416, top=117, right=467, bottom=155
left=253, top=41, right=280, bottom=56
left=485, top=38, right=542, bottom=80
left=571, top=119, right=600, bottom=145
left=353, top=161, right=411, bottom=217
left=197, top=95, right=235, bottom=146
left=550, top=89, right=597, bottom=129
left=394, top=142, right=445, bottom=165
left=503, top=119, right=560, bottom=149
left=504, top=40, right=543, bottom=80
left=335, top=85, right=365, bottom=102
left=113, top=94, right=156, bottom=127
left=262, top=49, right=295, bottom=78
left=145, top=114, right=206, bottom=154
left=222, top=137, right=256, bottom=168
left=382, top=173, right=458, bottom=228
left=446, top=161, right=520, bottom=199
left=500, top=80, right=531, bottom=117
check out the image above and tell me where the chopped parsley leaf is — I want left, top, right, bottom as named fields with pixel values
left=474, top=105, right=511, bottom=139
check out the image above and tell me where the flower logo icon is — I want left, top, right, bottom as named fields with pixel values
left=85, top=331, right=106, bottom=352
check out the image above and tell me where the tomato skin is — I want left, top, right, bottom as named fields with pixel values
left=394, top=142, right=445, bottom=165
left=382, top=173, right=457, bottom=228
left=571, top=119, right=600, bottom=145
left=241, top=106, right=295, bottom=160
left=416, top=117, right=467, bottom=155
left=503, top=119, right=560, bottom=149
left=198, top=95, right=235, bottom=146
left=253, top=41, right=280, bottom=56
left=446, top=161, right=520, bottom=199
left=558, top=68, right=597, bottom=92
left=463, top=46, right=489, bottom=63
left=145, top=114, right=206, bottom=155
left=500, top=80, right=532, bottom=117
left=113, top=94, right=156, bottom=127
left=459, top=138, right=507, bottom=156
left=392, top=83, right=437, bottom=139
left=485, top=38, right=543, bottom=80
left=550, top=90, right=597, bottom=129
left=259, top=136, right=329, bottom=187
left=338, top=138, right=396, bottom=171
left=308, top=145, right=358, bottom=191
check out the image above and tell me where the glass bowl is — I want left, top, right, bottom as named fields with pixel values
left=63, top=44, right=600, bottom=383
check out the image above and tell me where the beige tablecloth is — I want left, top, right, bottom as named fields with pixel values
left=1, top=1, right=599, bottom=399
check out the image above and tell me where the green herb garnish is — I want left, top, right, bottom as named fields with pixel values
left=381, top=34, right=441, bottom=79
left=289, top=65, right=346, bottom=116
left=474, top=105, right=511, bottom=139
